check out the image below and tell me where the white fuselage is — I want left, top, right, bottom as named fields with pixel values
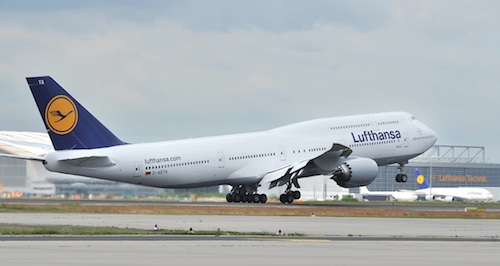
left=360, top=187, right=418, bottom=202
left=44, top=112, right=437, bottom=189
left=416, top=187, right=494, bottom=202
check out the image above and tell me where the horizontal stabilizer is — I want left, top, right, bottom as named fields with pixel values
left=59, top=156, right=115, bottom=167
left=0, top=153, right=45, bottom=162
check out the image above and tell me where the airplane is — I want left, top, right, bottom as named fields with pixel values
left=359, top=186, right=418, bottom=202
left=2, top=76, right=438, bottom=204
left=412, top=168, right=494, bottom=202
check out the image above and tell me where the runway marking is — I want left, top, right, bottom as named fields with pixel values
left=250, top=237, right=332, bottom=243
left=289, top=239, right=332, bottom=243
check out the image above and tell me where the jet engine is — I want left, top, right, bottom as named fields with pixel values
left=425, top=195, right=434, bottom=201
left=425, top=195, right=457, bottom=202
left=442, top=196, right=457, bottom=202
left=330, top=157, right=378, bottom=188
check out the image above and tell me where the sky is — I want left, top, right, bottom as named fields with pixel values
left=1, top=0, right=499, bottom=162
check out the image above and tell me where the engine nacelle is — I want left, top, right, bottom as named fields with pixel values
left=330, top=157, right=378, bottom=188
left=443, top=196, right=457, bottom=202
left=426, top=195, right=457, bottom=202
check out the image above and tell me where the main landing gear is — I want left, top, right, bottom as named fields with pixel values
left=395, top=162, right=408, bottom=182
left=279, top=190, right=301, bottom=204
left=279, top=180, right=301, bottom=204
left=226, top=185, right=267, bottom=203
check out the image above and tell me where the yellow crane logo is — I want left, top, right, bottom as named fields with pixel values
left=45, top=95, right=78, bottom=135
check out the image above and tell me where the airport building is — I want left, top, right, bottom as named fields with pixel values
left=1, top=131, right=499, bottom=200
left=366, top=145, right=500, bottom=192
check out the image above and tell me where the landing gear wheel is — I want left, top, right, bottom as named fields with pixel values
left=293, top=190, right=301, bottom=200
left=279, top=192, right=295, bottom=204
left=395, top=173, right=408, bottom=183
left=280, top=194, right=287, bottom=204
left=395, top=162, right=408, bottom=183
left=243, top=193, right=251, bottom=203
left=259, top=194, right=267, bottom=203
left=233, top=194, right=241, bottom=202
left=251, top=194, right=261, bottom=203
left=227, top=185, right=267, bottom=204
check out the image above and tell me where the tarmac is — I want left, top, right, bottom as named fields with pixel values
left=1, top=213, right=499, bottom=265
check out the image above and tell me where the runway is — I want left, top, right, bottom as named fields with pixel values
left=1, top=213, right=500, bottom=265
left=1, top=213, right=500, bottom=238
left=2, top=238, right=499, bottom=266
left=2, top=238, right=497, bottom=266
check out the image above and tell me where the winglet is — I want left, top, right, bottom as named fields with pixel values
left=26, top=76, right=127, bottom=150
left=414, top=168, right=430, bottom=189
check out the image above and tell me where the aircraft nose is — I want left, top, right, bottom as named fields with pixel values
left=427, top=126, right=438, bottom=145
left=417, top=121, right=438, bottom=147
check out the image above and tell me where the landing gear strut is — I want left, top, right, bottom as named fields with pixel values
left=395, top=162, right=408, bottom=182
left=226, top=185, right=267, bottom=203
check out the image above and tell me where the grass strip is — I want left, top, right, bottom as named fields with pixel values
left=0, top=224, right=303, bottom=236
left=1, top=202, right=499, bottom=219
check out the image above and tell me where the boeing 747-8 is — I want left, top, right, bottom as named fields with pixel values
left=3, top=76, right=438, bottom=204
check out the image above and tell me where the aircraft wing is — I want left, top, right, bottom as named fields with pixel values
left=263, top=143, right=353, bottom=189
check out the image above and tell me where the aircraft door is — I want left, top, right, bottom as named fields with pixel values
left=368, top=116, right=379, bottom=131
left=217, top=152, right=225, bottom=168
left=279, top=145, right=287, bottom=161
left=133, top=161, right=142, bottom=177
left=403, top=133, right=409, bottom=148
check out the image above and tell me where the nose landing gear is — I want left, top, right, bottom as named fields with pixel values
left=395, top=162, right=408, bottom=182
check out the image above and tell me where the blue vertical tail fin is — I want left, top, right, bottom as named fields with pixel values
left=414, top=168, right=431, bottom=189
left=26, top=76, right=127, bottom=150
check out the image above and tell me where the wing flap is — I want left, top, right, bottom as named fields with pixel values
left=263, top=143, right=352, bottom=189
left=267, top=160, right=309, bottom=188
